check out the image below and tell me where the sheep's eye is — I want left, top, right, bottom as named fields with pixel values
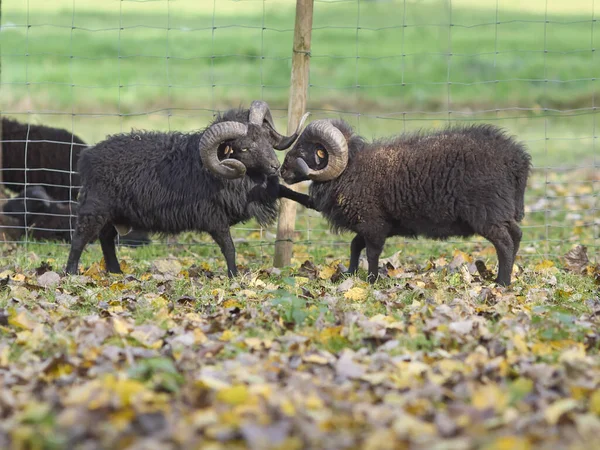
left=241, top=148, right=248, bottom=152
left=316, top=148, right=326, bottom=159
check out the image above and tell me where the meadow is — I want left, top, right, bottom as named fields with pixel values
left=1, top=1, right=600, bottom=448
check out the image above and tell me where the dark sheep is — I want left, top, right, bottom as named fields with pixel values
left=281, top=119, right=532, bottom=286
left=2, top=185, right=150, bottom=246
left=1, top=117, right=85, bottom=201
left=65, top=101, right=314, bottom=277
left=3, top=185, right=76, bottom=242
left=1, top=117, right=151, bottom=246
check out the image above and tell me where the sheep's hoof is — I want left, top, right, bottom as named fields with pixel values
left=494, top=277, right=510, bottom=287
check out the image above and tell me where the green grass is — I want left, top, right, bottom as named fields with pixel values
left=1, top=0, right=599, bottom=265
left=1, top=0, right=599, bottom=167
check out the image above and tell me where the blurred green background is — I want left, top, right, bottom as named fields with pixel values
left=1, top=0, right=598, bottom=166
left=1, top=0, right=599, bottom=264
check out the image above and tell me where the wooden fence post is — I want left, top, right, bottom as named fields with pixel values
left=273, top=0, right=314, bottom=268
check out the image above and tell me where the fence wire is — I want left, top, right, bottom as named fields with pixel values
left=0, top=0, right=599, bottom=266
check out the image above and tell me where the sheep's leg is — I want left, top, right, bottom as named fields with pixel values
left=507, top=220, right=522, bottom=262
left=209, top=229, right=238, bottom=278
left=346, top=234, right=366, bottom=275
left=364, top=237, right=386, bottom=284
left=277, top=185, right=316, bottom=210
left=65, top=213, right=107, bottom=275
left=99, top=225, right=121, bottom=274
left=481, top=224, right=514, bottom=287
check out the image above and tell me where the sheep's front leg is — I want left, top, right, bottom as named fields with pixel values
left=209, top=229, right=238, bottom=278
left=277, top=185, right=317, bottom=210
left=346, top=234, right=365, bottom=275
left=364, top=236, right=386, bottom=284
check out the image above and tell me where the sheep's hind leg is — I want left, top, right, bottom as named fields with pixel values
left=346, top=234, right=366, bottom=275
left=65, top=213, right=108, bottom=275
left=209, top=229, right=238, bottom=278
left=364, top=236, right=386, bottom=284
left=481, top=224, right=514, bottom=287
left=507, top=220, right=522, bottom=262
left=99, top=225, right=121, bottom=274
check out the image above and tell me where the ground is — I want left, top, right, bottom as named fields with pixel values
left=1, top=0, right=600, bottom=448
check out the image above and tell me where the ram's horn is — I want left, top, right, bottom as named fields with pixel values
left=199, top=121, right=248, bottom=179
left=248, top=100, right=274, bottom=127
left=273, top=112, right=311, bottom=150
left=295, top=119, right=349, bottom=182
left=248, top=101, right=309, bottom=150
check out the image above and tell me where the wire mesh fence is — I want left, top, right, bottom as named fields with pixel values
left=1, top=0, right=599, bottom=267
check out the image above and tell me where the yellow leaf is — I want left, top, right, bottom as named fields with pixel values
left=219, top=330, right=234, bottom=342
left=223, top=299, right=241, bottom=309
left=194, top=329, right=208, bottom=345
left=531, top=342, right=553, bottom=356
left=484, top=436, right=531, bottom=450
left=130, top=330, right=162, bottom=349
left=534, top=260, right=555, bottom=271
left=344, top=287, right=368, bottom=301
left=319, top=262, right=339, bottom=280
left=472, top=384, right=509, bottom=412
left=239, top=289, right=258, bottom=299
left=8, top=310, right=36, bottom=330
left=589, top=390, right=600, bottom=415
left=362, top=429, right=397, bottom=450
left=318, top=326, right=343, bottom=343
left=303, top=354, right=329, bottom=365
left=545, top=398, right=578, bottom=425
left=244, top=337, right=271, bottom=350
left=281, top=399, right=296, bottom=417
left=305, top=393, right=324, bottom=410
left=512, top=334, right=529, bottom=354
left=452, top=249, right=473, bottom=263
left=216, top=385, right=249, bottom=406
left=112, top=317, right=131, bottom=336
left=109, top=282, right=127, bottom=292
left=83, top=262, right=103, bottom=278
left=109, top=408, right=135, bottom=431
left=0, top=346, right=9, bottom=366
left=12, top=273, right=26, bottom=282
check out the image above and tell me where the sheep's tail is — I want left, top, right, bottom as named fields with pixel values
left=513, top=147, right=532, bottom=223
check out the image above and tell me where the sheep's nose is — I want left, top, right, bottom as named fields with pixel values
left=269, top=162, right=281, bottom=175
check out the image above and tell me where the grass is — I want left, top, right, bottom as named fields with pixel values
left=0, top=0, right=598, bottom=167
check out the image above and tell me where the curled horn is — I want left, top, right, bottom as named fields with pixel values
left=199, top=121, right=248, bottom=179
left=295, top=119, right=349, bottom=182
left=273, top=111, right=311, bottom=150
left=248, top=100, right=310, bottom=150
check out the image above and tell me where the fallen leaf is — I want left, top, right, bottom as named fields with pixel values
left=545, top=398, right=578, bottom=425
left=563, top=245, right=589, bottom=273
left=344, top=287, right=368, bottom=301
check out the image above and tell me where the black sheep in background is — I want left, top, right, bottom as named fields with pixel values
left=2, top=185, right=75, bottom=243
left=1, top=117, right=84, bottom=200
left=65, top=101, right=314, bottom=277
left=281, top=119, right=531, bottom=286
left=2, top=185, right=150, bottom=247
left=1, top=117, right=150, bottom=246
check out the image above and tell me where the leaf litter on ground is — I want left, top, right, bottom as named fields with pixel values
left=0, top=239, right=600, bottom=449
